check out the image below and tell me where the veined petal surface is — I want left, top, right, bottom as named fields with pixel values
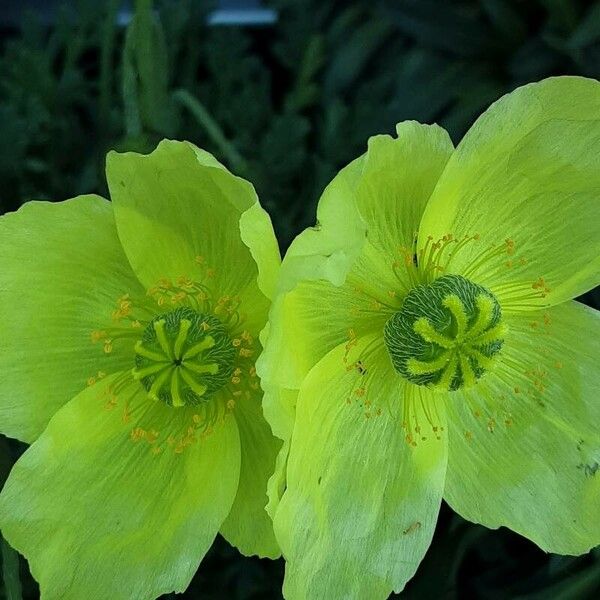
left=0, top=196, right=144, bottom=442
left=0, top=374, right=241, bottom=600
left=106, top=140, right=279, bottom=333
left=420, top=76, right=600, bottom=308
left=275, top=335, right=448, bottom=599
left=444, top=301, right=600, bottom=554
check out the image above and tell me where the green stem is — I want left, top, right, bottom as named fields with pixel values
left=173, top=89, right=246, bottom=173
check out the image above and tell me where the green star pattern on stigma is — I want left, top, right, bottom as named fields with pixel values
left=133, top=307, right=236, bottom=407
left=384, top=275, right=506, bottom=391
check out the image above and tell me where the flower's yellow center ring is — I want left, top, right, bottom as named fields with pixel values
left=132, top=307, right=235, bottom=407
left=384, top=275, right=506, bottom=391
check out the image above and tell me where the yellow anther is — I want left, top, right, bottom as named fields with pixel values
left=232, top=338, right=242, bottom=347
left=239, top=348, right=253, bottom=358
left=171, top=291, right=186, bottom=304
left=91, top=330, right=107, bottom=343
left=227, top=399, right=236, bottom=410
left=177, top=276, right=193, bottom=288
left=103, top=340, right=113, bottom=354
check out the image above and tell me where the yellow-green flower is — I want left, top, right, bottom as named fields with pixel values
left=259, top=76, right=600, bottom=599
left=0, top=140, right=281, bottom=599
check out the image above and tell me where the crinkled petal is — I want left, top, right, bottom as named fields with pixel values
left=444, top=301, right=600, bottom=554
left=420, top=76, right=600, bottom=308
left=260, top=121, right=454, bottom=392
left=106, top=140, right=279, bottom=333
left=0, top=374, right=241, bottom=599
left=274, top=335, right=448, bottom=599
left=0, top=196, right=144, bottom=443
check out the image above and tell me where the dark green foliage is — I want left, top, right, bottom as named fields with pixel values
left=1, top=0, right=599, bottom=598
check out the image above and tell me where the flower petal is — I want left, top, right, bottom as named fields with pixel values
left=274, top=335, right=448, bottom=599
left=220, top=389, right=281, bottom=559
left=0, top=196, right=144, bottom=443
left=106, top=140, right=279, bottom=331
left=355, top=121, right=454, bottom=286
left=260, top=122, right=454, bottom=392
left=0, top=374, right=241, bottom=599
left=444, top=301, right=600, bottom=554
left=420, top=76, right=600, bottom=307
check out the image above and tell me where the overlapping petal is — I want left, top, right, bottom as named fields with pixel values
left=106, top=140, right=279, bottom=334
left=444, top=301, right=600, bottom=554
left=275, top=335, right=448, bottom=599
left=260, top=122, right=454, bottom=393
left=420, top=76, right=600, bottom=308
left=0, top=374, right=241, bottom=599
left=220, top=388, right=281, bottom=559
left=0, top=196, right=144, bottom=442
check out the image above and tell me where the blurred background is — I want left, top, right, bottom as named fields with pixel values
left=1, top=0, right=600, bottom=598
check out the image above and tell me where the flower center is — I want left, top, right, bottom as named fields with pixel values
left=384, top=275, right=506, bottom=391
left=132, top=307, right=236, bottom=407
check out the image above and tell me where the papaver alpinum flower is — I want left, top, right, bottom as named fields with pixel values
left=258, top=76, right=600, bottom=599
left=0, top=140, right=281, bottom=599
